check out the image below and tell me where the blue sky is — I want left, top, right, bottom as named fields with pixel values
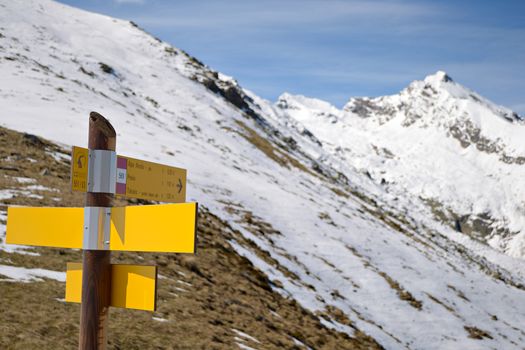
left=58, top=0, right=524, bottom=113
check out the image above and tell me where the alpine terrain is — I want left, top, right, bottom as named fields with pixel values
left=0, top=1, right=524, bottom=349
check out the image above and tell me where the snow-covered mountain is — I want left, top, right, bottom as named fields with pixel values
left=1, top=1, right=525, bottom=349
left=276, top=71, right=525, bottom=258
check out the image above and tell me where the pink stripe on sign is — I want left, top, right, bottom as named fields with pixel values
left=116, top=182, right=126, bottom=195
left=117, top=156, right=127, bottom=169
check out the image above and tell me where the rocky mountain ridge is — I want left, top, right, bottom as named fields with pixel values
left=276, top=71, right=525, bottom=258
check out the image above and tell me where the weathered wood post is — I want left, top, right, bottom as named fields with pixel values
left=79, top=112, right=116, bottom=349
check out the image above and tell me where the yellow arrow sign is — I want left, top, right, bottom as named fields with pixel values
left=66, top=263, right=157, bottom=311
left=116, top=155, right=187, bottom=203
left=70, top=146, right=187, bottom=203
left=6, top=203, right=198, bottom=253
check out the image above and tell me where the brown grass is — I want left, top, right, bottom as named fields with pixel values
left=377, top=272, right=422, bottom=310
left=464, top=326, right=493, bottom=340
left=234, top=120, right=316, bottom=177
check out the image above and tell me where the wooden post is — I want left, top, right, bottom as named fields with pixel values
left=79, top=112, right=116, bottom=350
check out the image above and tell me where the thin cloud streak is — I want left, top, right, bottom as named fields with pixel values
left=57, top=0, right=525, bottom=113
left=132, top=0, right=437, bottom=28
left=113, top=0, right=145, bottom=4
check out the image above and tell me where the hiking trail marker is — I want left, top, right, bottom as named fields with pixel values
left=6, top=112, right=198, bottom=350
left=72, top=146, right=187, bottom=203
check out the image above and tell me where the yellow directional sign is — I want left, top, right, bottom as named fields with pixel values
left=6, top=207, right=84, bottom=248
left=10, top=114, right=197, bottom=342
left=7, top=203, right=198, bottom=253
left=69, top=146, right=187, bottom=203
left=110, top=203, right=197, bottom=253
left=66, top=263, right=157, bottom=311
left=71, top=146, right=89, bottom=192
left=116, top=155, right=186, bottom=203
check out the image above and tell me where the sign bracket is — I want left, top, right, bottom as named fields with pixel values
left=87, top=149, right=117, bottom=194
left=83, top=207, right=111, bottom=250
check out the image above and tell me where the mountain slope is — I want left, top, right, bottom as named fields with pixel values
left=1, top=1, right=525, bottom=349
left=0, top=126, right=377, bottom=349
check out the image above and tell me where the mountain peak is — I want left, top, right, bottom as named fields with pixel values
left=423, top=70, right=453, bottom=85
left=277, top=93, right=338, bottom=114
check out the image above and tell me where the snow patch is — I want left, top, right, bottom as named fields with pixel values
left=0, top=264, right=66, bottom=283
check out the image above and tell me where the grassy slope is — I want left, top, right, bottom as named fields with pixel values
left=0, top=126, right=381, bottom=349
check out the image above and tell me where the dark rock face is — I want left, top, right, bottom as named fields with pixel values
left=22, top=133, right=45, bottom=147
left=224, top=86, right=250, bottom=112
left=98, top=62, right=115, bottom=75
left=454, top=212, right=511, bottom=242
left=202, top=78, right=221, bottom=94
left=448, top=118, right=525, bottom=164
left=441, top=73, right=453, bottom=83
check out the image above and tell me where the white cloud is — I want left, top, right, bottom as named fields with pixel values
left=132, top=0, right=437, bottom=28
left=113, top=0, right=145, bottom=4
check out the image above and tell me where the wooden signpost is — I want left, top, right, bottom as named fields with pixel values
left=6, top=112, right=198, bottom=349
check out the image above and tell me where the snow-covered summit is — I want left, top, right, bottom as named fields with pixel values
left=423, top=70, right=453, bottom=85
left=277, top=92, right=339, bottom=113
left=345, top=70, right=522, bottom=127
left=276, top=93, right=342, bottom=126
